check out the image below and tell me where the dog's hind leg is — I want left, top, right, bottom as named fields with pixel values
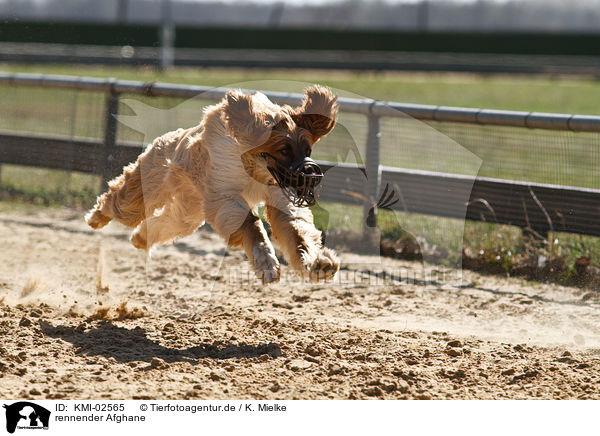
left=130, top=184, right=205, bottom=250
left=85, top=161, right=146, bottom=229
left=130, top=206, right=204, bottom=250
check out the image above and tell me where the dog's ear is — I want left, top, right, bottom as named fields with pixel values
left=223, top=90, right=273, bottom=151
left=292, top=85, right=338, bottom=142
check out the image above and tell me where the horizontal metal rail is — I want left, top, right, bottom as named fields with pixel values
left=2, top=72, right=600, bottom=132
left=2, top=131, right=600, bottom=237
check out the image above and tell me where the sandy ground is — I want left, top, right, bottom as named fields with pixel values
left=2, top=207, right=600, bottom=400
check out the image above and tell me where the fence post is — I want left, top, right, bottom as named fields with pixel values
left=160, top=0, right=175, bottom=71
left=363, top=108, right=381, bottom=228
left=101, top=80, right=119, bottom=190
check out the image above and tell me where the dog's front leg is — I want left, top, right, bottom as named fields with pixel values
left=230, top=214, right=281, bottom=284
left=209, top=201, right=280, bottom=284
left=266, top=205, right=339, bottom=282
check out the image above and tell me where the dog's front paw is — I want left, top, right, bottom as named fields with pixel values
left=308, top=247, right=339, bottom=282
left=253, top=245, right=281, bottom=284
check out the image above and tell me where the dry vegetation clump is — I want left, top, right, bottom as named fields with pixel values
left=327, top=228, right=600, bottom=290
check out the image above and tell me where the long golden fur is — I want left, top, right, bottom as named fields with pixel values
left=85, top=85, right=340, bottom=283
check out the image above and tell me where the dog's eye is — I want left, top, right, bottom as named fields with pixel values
left=279, top=148, right=291, bottom=157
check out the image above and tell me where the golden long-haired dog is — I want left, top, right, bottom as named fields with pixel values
left=85, top=85, right=340, bottom=284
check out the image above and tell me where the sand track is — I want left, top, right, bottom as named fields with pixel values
left=1, top=208, right=600, bottom=399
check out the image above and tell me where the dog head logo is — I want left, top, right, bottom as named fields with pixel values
left=114, top=80, right=481, bottom=294
left=3, top=402, right=50, bottom=433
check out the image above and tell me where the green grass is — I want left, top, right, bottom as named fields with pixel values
left=0, top=165, right=98, bottom=208
left=3, top=63, right=600, bottom=114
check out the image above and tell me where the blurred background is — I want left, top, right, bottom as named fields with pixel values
left=3, top=0, right=600, bottom=30
left=2, top=0, right=600, bottom=287
left=2, top=0, right=600, bottom=73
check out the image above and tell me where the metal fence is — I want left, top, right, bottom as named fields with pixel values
left=2, top=72, right=600, bottom=237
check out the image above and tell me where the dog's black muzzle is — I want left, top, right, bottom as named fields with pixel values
left=265, top=156, right=324, bottom=207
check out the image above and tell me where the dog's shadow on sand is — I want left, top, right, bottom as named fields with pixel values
left=39, top=320, right=282, bottom=365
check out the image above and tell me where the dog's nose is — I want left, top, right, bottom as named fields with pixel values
left=293, top=157, right=322, bottom=176
left=300, top=163, right=318, bottom=175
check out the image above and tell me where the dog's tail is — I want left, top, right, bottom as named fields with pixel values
left=85, top=161, right=146, bottom=229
